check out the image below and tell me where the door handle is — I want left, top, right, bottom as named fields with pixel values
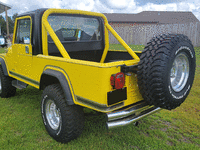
left=25, top=46, right=29, bottom=54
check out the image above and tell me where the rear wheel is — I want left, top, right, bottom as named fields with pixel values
left=0, top=66, right=16, bottom=98
left=137, top=34, right=196, bottom=110
left=41, top=84, right=85, bottom=143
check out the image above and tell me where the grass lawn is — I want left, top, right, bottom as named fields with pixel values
left=0, top=47, right=6, bottom=53
left=0, top=46, right=199, bottom=149
left=109, top=44, right=145, bottom=51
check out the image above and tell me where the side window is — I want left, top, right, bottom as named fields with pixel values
left=14, top=18, right=31, bottom=44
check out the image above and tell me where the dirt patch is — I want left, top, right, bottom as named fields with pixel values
left=142, top=131, right=150, bottom=137
left=15, top=131, right=22, bottom=136
left=166, top=141, right=174, bottom=146
left=179, top=136, right=191, bottom=143
left=129, top=146, right=141, bottom=150
left=160, top=128, right=168, bottom=132
left=167, top=135, right=173, bottom=139
left=149, top=125, right=156, bottom=130
left=162, top=121, right=171, bottom=126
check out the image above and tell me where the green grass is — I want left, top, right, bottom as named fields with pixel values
left=0, top=47, right=6, bottom=53
left=109, top=44, right=145, bottom=51
left=0, top=46, right=200, bottom=149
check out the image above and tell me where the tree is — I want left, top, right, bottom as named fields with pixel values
left=8, top=16, right=14, bottom=33
left=12, top=13, right=18, bottom=23
left=0, top=13, right=18, bottom=35
left=0, top=15, right=6, bottom=35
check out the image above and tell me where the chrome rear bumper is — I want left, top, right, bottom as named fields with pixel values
left=106, top=101, right=161, bottom=129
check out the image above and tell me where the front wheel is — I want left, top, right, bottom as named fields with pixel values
left=41, top=84, right=85, bottom=143
left=0, top=66, right=16, bottom=98
left=137, top=34, right=196, bottom=110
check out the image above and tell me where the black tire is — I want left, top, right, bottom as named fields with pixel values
left=0, top=66, right=16, bottom=98
left=41, top=84, right=85, bottom=143
left=137, top=34, right=196, bottom=110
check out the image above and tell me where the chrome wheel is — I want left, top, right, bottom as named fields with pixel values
left=45, top=100, right=61, bottom=130
left=170, top=52, right=189, bottom=92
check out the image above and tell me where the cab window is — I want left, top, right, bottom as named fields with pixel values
left=14, top=18, right=31, bottom=44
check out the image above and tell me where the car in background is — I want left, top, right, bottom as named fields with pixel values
left=0, top=35, right=7, bottom=48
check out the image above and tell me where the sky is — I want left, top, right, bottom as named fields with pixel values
left=1, top=0, right=200, bottom=20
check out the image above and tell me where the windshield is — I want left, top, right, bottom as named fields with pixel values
left=47, top=15, right=101, bottom=42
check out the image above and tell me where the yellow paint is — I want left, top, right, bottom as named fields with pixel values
left=31, top=55, right=143, bottom=111
left=8, top=16, right=33, bottom=77
left=1, top=8, right=143, bottom=112
left=125, top=73, right=143, bottom=106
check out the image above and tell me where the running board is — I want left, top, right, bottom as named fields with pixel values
left=106, top=101, right=161, bottom=129
left=12, top=80, right=28, bottom=89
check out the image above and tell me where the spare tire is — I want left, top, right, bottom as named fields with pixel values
left=137, top=34, right=196, bottom=110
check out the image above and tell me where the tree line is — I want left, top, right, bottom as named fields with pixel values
left=0, top=13, right=18, bottom=35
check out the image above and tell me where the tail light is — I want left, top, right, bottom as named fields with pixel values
left=110, top=72, right=125, bottom=89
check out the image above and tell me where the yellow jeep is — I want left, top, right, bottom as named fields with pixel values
left=0, top=8, right=196, bottom=143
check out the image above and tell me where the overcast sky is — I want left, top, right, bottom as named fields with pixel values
left=1, top=0, right=200, bottom=20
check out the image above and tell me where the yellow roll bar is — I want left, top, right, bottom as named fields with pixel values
left=42, top=19, right=71, bottom=58
left=41, top=8, right=140, bottom=62
left=105, top=23, right=140, bottom=61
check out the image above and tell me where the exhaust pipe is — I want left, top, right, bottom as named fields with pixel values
left=106, top=101, right=161, bottom=129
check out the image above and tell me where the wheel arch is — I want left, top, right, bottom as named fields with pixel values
left=0, top=57, right=8, bottom=76
left=40, top=69, right=75, bottom=105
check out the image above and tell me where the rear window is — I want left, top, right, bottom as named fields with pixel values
left=47, top=15, right=101, bottom=42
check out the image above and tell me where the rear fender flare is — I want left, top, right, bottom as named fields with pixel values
left=40, top=69, right=75, bottom=105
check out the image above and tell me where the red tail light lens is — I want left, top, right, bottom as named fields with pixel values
left=110, top=75, right=115, bottom=87
left=110, top=72, right=125, bottom=89
left=115, top=72, right=125, bottom=89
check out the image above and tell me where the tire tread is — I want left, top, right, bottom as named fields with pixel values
left=137, top=34, right=194, bottom=110
left=0, top=66, right=16, bottom=98
left=41, top=84, right=84, bottom=143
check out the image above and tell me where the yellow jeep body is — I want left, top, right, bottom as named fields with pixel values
left=1, top=8, right=195, bottom=142
left=0, top=8, right=143, bottom=112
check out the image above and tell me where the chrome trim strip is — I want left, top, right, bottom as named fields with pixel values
left=76, top=95, right=124, bottom=113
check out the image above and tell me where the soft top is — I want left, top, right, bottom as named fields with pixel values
left=17, top=8, right=48, bottom=18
